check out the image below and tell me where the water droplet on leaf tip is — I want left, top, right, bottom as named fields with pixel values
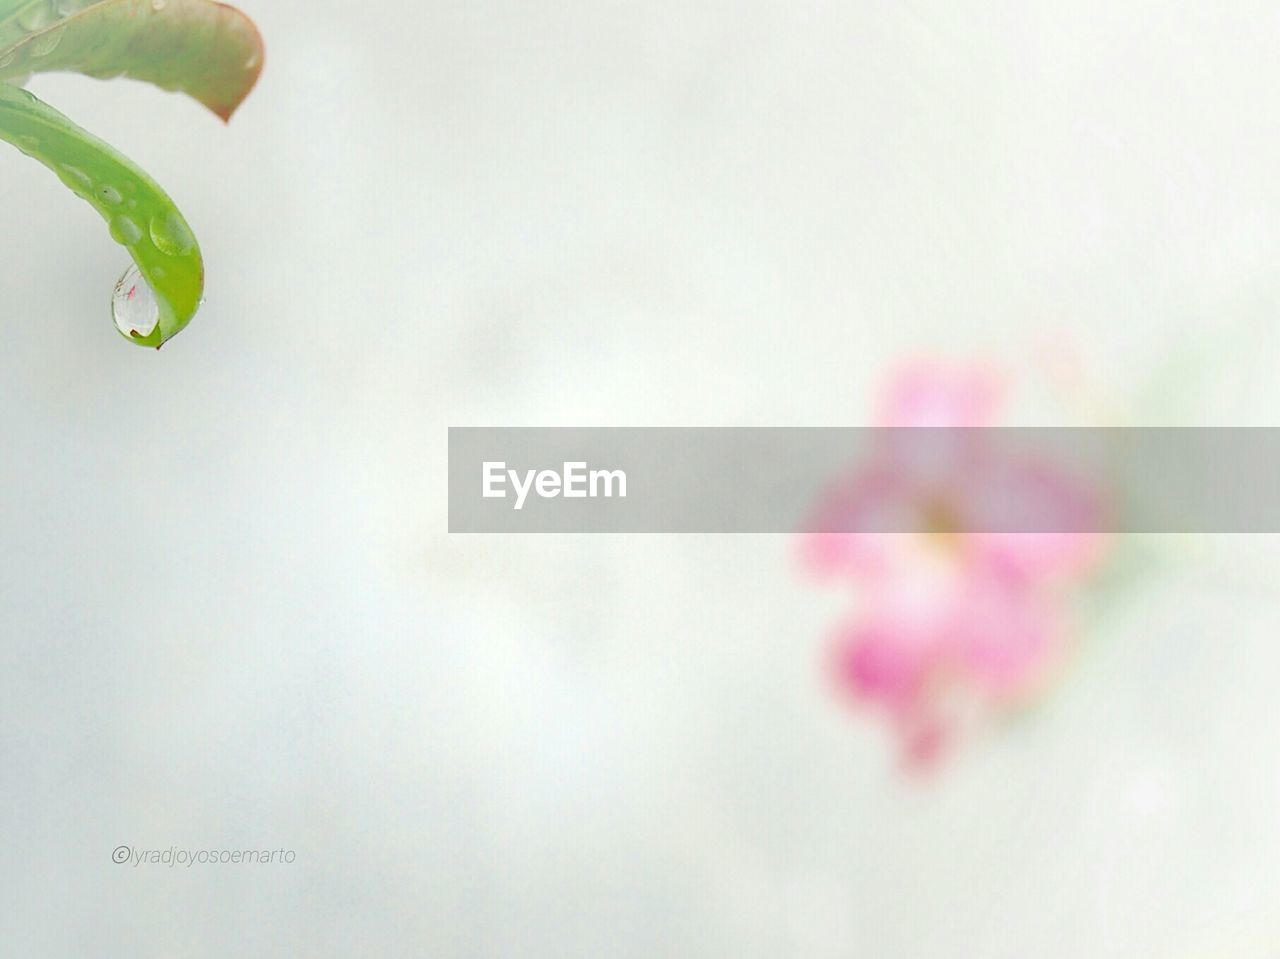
left=112, top=263, right=160, bottom=340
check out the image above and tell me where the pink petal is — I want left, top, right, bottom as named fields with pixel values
left=894, top=710, right=954, bottom=773
left=960, top=457, right=1108, bottom=582
left=829, top=604, right=940, bottom=709
left=877, top=361, right=1001, bottom=428
left=946, top=573, right=1066, bottom=697
left=800, top=465, right=926, bottom=579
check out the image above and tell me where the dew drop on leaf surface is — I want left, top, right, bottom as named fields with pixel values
left=31, top=25, right=64, bottom=57
left=108, top=214, right=143, bottom=246
left=56, top=164, right=92, bottom=196
left=112, top=263, right=159, bottom=339
left=16, top=1, right=54, bottom=33
left=149, top=211, right=195, bottom=257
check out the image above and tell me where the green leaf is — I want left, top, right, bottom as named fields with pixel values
left=0, top=82, right=202, bottom=346
left=0, top=0, right=263, bottom=121
left=0, top=3, right=99, bottom=51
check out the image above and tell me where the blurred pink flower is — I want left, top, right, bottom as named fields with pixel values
left=801, top=361, right=1108, bottom=770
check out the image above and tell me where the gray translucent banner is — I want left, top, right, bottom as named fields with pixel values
left=448, top=427, right=1280, bottom=533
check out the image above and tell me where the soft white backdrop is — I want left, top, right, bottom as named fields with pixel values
left=3, top=1, right=1280, bottom=955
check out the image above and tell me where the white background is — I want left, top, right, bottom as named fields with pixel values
left=4, top=1, right=1280, bottom=955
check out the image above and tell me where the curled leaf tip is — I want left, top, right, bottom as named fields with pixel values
left=209, top=1, right=264, bottom=122
left=0, top=84, right=204, bottom=347
left=0, top=0, right=259, bottom=347
left=0, top=0, right=265, bottom=123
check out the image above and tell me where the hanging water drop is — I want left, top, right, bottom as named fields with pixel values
left=112, top=263, right=159, bottom=339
